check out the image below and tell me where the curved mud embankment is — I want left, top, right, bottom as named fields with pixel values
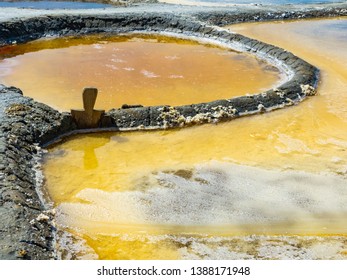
left=0, top=2, right=346, bottom=259
left=0, top=86, right=73, bottom=259
left=0, top=12, right=320, bottom=131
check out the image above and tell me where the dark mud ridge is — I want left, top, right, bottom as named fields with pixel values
left=0, top=4, right=346, bottom=259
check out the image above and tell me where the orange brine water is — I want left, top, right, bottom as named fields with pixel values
left=0, top=34, right=280, bottom=111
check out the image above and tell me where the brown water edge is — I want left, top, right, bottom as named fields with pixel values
left=43, top=17, right=347, bottom=259
left=0, top=34, right=280, bottom=111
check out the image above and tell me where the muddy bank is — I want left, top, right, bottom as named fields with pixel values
left=0, top=86, right=74, bottom=259
left=1, top=2, right=347, bottom=21
left=193, top=3, right=347, bottom=25
left=0, top=3, right=346, bottom=259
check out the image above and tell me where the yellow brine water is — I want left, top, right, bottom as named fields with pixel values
left=43, top=19, right=347, bottom=259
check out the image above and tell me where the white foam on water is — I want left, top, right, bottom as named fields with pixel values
left=140, top=70, right=160, bottom=78
left=0, top=58, right=20, bottom=78
left=317, top=138, right=347, bottom=149
left=92, top=44, right=104, bottom=50
left=56, top=161, right=347, bottom=234
left=110, top=58, right=126, bottom=63
left=0, top=67, right=12, bottom=77
left=168, top=74, right=184, bottom=79
left=123, top=67, right=135, bottom=71
left=165, top=55, right=180, bottom=60
left=274, top=133, right=320, bottom=155
left=178, top=242, right=253, bottom=260
left=105, top=64, right=119, bottom=70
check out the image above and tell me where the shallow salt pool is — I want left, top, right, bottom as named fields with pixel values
left=43, top=17, right=347, bottom=259
left=0, top=34, right=280, bottom=111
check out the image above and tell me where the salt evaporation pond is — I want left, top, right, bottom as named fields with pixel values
left=159, top=0, right=346, bottom=6
left=43, top=18, right=347, bottom=259
left=0, top=1, right=113, bottom=9
left=0, top=34, right=280, bottom=111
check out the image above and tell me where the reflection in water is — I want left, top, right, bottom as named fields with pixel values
left=44, top=18, right=347, bottom=259
left=83, top=148, right=98, bottom=170
left=0, top=34, right=280, bottom=111
left=82, top=141, right=107, bottom=170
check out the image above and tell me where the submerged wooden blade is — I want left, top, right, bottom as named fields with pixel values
left=83, top=88, right=98, bottom=112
